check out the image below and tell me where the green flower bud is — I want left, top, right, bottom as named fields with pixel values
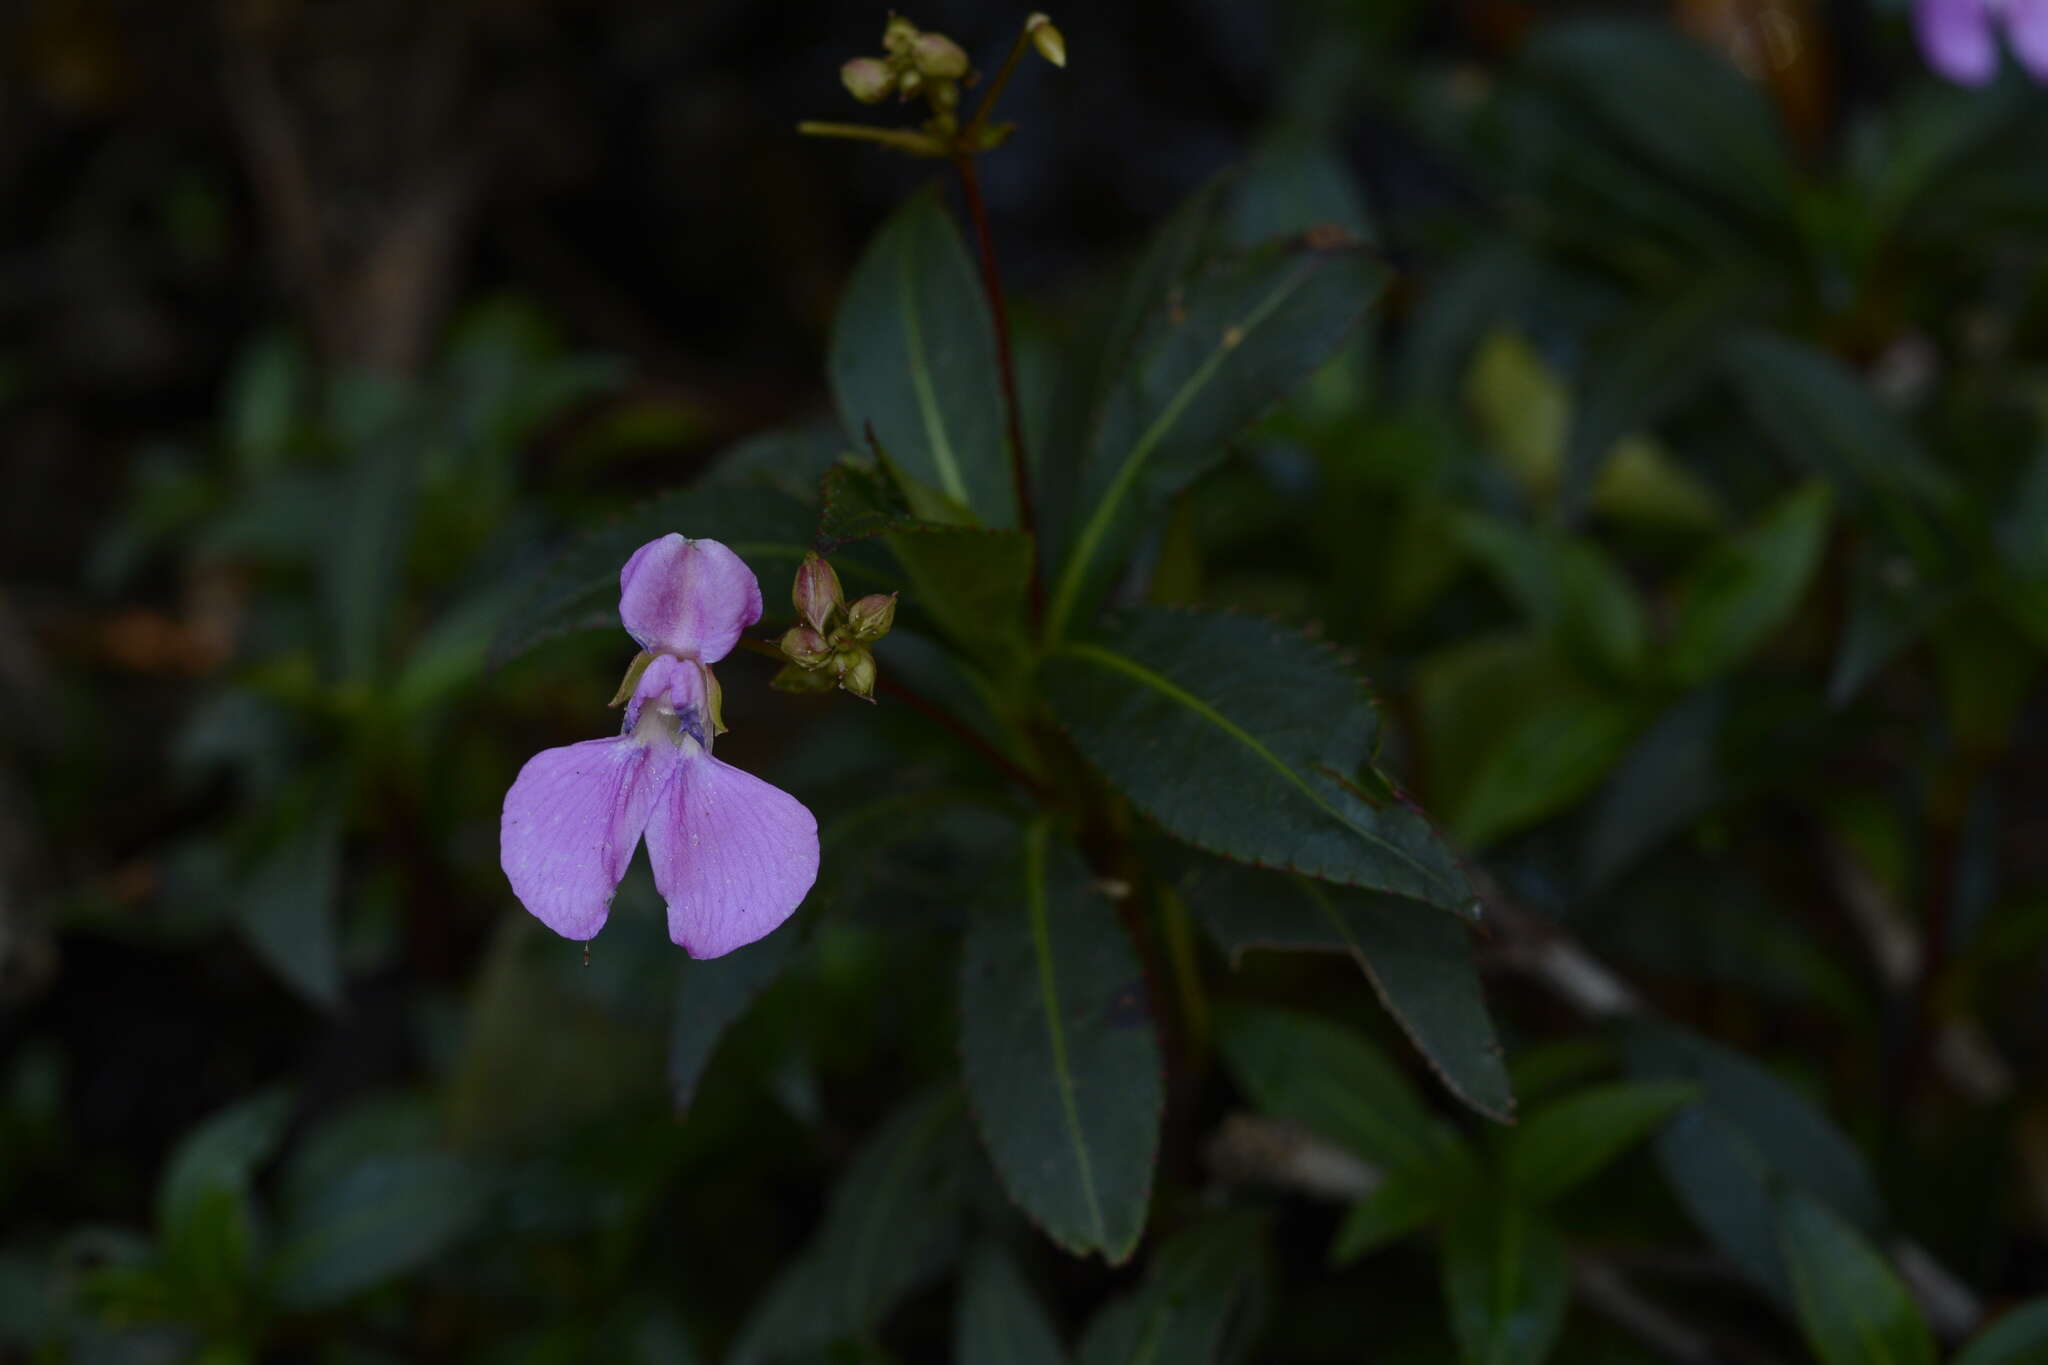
left=911, top=32, right=969, bottom=80
left=839, top=648, right=878, bottom=701
left=780, top=625, right=833, bottom=668
left=846, top=592, right=897, bottom=642
left=792, top=553, right=844, bottom=633
left=1027, top=13, right=1066, bottom=68
left=840, top=56, right=895, bottom=104
left=882, top=15, right=920, bottom=56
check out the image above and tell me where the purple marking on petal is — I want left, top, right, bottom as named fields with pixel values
left=625, top=654, right=710, bottom=743
left=2009, top=0, right=2048, bottom=80
left=1916, top=0, right=1999, bottom=84
left=646, top=749, right=819, bottom=959
left=618, top=534, right=764, bottom=663
left=501, top=735, right=677, bottom=940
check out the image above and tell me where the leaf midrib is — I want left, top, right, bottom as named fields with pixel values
left=1025, top=821, right=1110, bottom=1247
left=1047, top=256, right=1322, bottom=639
left=1054, top=640, right=1450, bottom=900
left=898, top=226, right=971, bottom=508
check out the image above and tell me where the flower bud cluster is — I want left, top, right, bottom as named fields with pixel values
left=840, top=15, right=974, bottom=109
left=774, top=553, right=896, bottom=702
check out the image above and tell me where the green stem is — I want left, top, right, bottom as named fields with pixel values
left=796, top=121, right=945, bottom=156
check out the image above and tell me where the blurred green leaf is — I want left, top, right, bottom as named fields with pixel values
left=1045, top=609, right=1469, bottom=910
left=236, top=794, right=344, bottom=1010
left=1560, top=277, right=1754, bottom=519
left=269, top=1154, right=491, bottom=1308
left=1500, top=1081, right=1696, bottom=1205
left=729, top=1090, right=971, bottom=1364
left=1440, top=1198, right=1570, bottom=1365
left=1215, top=1005, right=1464, bottom=1179
left=1520, top=22, right=1795, bottom=243
left=1453, top=693, right=1642, bottom=849
left=955, top=1244, right=1067, bottom=1365
left=829, top=186, right=1011, bottom=525
left=224, top=334, right=305, bottom=478
left=1583, top=690, right=1725, bottom=886
left=1667, top=481, right=1832, bottom=688
left=1775, top=1191, right=1935, bottom=1365
left=1722, top=334, right=1954, bottom=566
left=1627, top=1024, right=1884, bottom=1298
left=1829, top=545, right=1950, bottom=706
left=1954, top=1299, right=2048, bottom=1365
left=1073, top=1212, right=1270, bottom=1365
left=1329, top=1168, right=1443, bottom=1265
left=1187, top=859, right=1512, bottom=1120
left=157, top=1089, right=292, bottom=1239
left=322, top=382, right=420, bottom=683
left=1049, top=242, right=1386, bottom=637
left=669, top=929, right=800, bottom=1112
left=960, top=823, right=1162, bottom=1263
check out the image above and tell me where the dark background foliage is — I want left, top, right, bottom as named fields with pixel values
left=6, top=0, right=2048, bottom=1360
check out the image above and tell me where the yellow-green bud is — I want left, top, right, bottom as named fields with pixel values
left=841, top=56, right=895, bottom=104
left=846, top=592, right=897, bottom=642
left=793, top=553, right=844, bottom=634
left=839, top=649, right=878, bottom=701
left=780, top=625, right=833, bottom=668
left=1027, top=13, right=1066, bottom=68
left=882, top=15, right=920, bottom=56
left=911, top=32, right=969, bottom=80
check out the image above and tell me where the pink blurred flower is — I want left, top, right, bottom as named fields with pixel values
left=1915, top=0, right=2048, bottom=85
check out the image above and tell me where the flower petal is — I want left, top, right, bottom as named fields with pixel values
left=501, top=736, right=676, bottom=940
left=2008, top=0, right=2048, bottom=80
left=623, top=653, right=710, bottom=742
left=645, top=749, right=819, bottom=958
left=1916, top=0, right=1999, bottom=84
left=618, top=534, right=763, bottom=663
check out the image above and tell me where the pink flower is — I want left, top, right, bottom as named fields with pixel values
left=500, top=535, right=819, bottom=957
left=1915, top=0, right=2048, bottom=85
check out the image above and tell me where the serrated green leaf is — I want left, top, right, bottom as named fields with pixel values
left=1501, top=1082, right=1697, bottom=1205
left=269, top=1154, right=491, bottom=1308
left=818, top=461, right=1034, bottom=675
left=1667, top=481, right=1833, bottom=688
left=960, top=824, right=1161, bottom=1263
left=955, top=1244, right=1067, bottom=1365
left=1073, top=1212, right=1271, bottom=1365
left=1776, top=1191, right=1935, bottom=1365
left=828, top=187, right=1011, bottom=524
left=1045, top=609, right=1469, bottom=911
left=488, top=483, right=833, bottom=666
left=729, top=1090, right=971, bottom=1364
left=1187, top=860, right=1512, bottom=1121
left=1954, top=1298, right=2048, bottom=1365
left=1441, top=1199, right=1571, bottom=1365
left=1048, top=244, right=1387, bottom=638
left=1214, top=1005, right=1465, bottom=1178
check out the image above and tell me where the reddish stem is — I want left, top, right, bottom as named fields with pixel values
left=953, top=153, right=1044, bottom=626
